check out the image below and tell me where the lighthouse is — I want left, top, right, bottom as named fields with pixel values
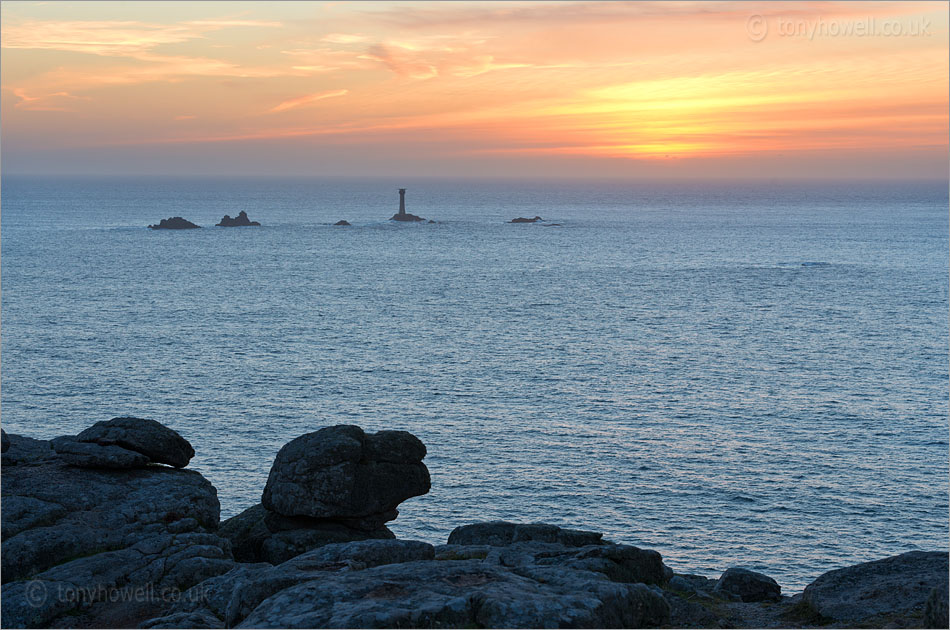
left=390, top=187, right=426, bottom=222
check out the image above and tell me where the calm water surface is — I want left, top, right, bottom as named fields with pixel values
left=2, top=176, right=947, bottom=591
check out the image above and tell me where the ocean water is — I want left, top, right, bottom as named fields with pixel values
left=2, top=175, right=947, bottom=591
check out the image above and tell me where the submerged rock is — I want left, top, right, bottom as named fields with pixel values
left=148, top=217, right=200, bottom=230
left=713, top=567, right=781, bottom=602
left=216, top=211, right=260, bottom=227
left=509, top=215, right=543, bottom=223
left=76, top=416, right=195, bottom=468
left=802, top=550, right=949, bottom=624
left=261, top=424, right=429, bottom=521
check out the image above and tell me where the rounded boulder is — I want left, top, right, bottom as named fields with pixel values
left=261, top=425, right=430, bottom=519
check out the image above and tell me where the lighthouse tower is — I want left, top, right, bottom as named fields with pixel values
left=390, top=187, right=425, bottom=221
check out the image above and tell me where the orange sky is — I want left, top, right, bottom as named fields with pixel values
left=1, top=1, right=947, bottom=178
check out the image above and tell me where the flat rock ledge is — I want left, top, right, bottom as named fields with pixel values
left=3, top=422, right=947, bottom=629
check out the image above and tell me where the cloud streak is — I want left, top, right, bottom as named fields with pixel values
left=268, top=89, right=349, bottom=113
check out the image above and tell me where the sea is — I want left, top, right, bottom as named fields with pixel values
left=2, top=175, right=947, bottom=592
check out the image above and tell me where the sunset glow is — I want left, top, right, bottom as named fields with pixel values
left=2, top=0, right=947, bottom=178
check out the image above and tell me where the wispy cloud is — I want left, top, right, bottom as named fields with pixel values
left=0, top=18, right=283, bottom=57
left=321, top=32, right=370, bottom=44
left=7, top=87, right=90, bottom=111
left=268, top=88, right=348, bottom=113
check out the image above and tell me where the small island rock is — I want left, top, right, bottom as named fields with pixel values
left=148, top=217, right=200, bottom=229
left=510, top=215, right=543, bottom=223
left=390, top=212, right=426, bottom=222
left=334, top=220, right=351, bottom=226
left=216, top=210, right=260, bottom=227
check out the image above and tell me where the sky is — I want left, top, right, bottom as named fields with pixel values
left=1, top=0, right=947, bottom=178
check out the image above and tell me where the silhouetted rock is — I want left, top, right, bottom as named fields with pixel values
left=510, top=215, right=543, bottom=223
left=1, top=429, right=9, bottom=453
left=216, top=210, right=260, bottom=227
left=1, top=422, right=231, bottom=629
left=216, top=425, right=429, bottom=564
left=261, top=425, right=430, bottom=521
left=145, top=537, right=671, bottom=629
left=713, top=567, right=781, bottom=602
left=1, top=433, right=55, bottom=466
left=52, top=436, right=149, bottom=469
left=925, top=579, right=949, bottom=629
left=76, top=416, right=195, bottom=468
left=148, top=217, right=200, bottom=229
left=802, top=551, right=949, bottom=623
left=390, top=212, right=426, bottom=222
left=219, top=503, right=394, bottom=565
left=448, top=521, right=605, bottom=547
left=333, top=220, right=351, bottom=226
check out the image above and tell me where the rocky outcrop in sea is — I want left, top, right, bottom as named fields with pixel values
left=2, top=419, right=947, bottom=629
left=148, top=217, right=200, bottom=229
left=390, top=212, right=426, bottom=222
left=216, top=211, right=260, bottom=227
left=509, top=215, right=543, bottom=223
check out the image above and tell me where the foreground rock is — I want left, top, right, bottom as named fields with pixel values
left=216, top=211, right=260, bottom=227
left=713, top=567, right=781, bottom=602
left=802, top=551, right=949, bottom=625
left=448, top=521, right=606, bottom=547
left=145, top=531, right=672, bottom=628
left=219, top=503, right=394, bottom=565
left=148, top=217, right=200, bottom=229
left=510, top=215, right=543, bottom=223
left=219, top=425, right=430, bottom=564
left=76, top=416, right=196, bottom=468
left=52, top=436, right=150, bottom=468
left=261, top=425, right=429, bottom=521
left=5, top=420, right=947, bottom=629
left=1, top=422, right=232, bottom=629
